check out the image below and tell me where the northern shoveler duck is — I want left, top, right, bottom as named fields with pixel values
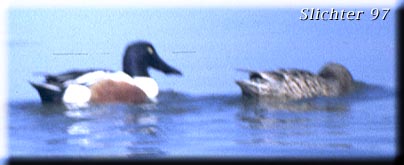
left=30, top=41, right=182, bottom=107
left=236, top=62, right=354, bottom=101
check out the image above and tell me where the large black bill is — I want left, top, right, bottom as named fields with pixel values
left=151, top=54, right=182, bottom=75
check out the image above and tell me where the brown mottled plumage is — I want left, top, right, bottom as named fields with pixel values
left=236, top=63, right=354, bottom=100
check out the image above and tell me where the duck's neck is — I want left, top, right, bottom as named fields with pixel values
left=123, top=63, right=150, bottom=77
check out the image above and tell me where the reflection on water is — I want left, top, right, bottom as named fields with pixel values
left=9, top=100, right=166, bottom=157
left=63, top=104, right=164, bottom=157
left=233, top=82, right=395, bottom=153
left=8, top=84, right=396, bottom=158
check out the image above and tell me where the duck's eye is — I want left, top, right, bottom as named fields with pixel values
left=147, top=46, right=154, bottom=55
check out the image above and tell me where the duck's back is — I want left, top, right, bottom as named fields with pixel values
left=271, top=69, right=331, bottom=99
left=237, top=69, right=335, bottom=100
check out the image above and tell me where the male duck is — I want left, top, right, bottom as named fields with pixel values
left=30, top=41, right=182, bottom=107
left=236, top=62, right=354, bottom=101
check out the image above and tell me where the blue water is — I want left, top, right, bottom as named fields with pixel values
left=7, top=8, right=396, bottom=159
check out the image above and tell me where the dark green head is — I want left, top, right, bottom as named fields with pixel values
left=123, top=41, right=182, bottom=77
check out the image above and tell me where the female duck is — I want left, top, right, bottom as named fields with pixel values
left=236, top=63, right=354, bottom=100
left=30, top=41, right=182, bottom=107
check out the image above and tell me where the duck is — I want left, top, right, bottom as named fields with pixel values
left=30, top=41, right=182, bottom=107
left=235, top=62, right=355, bottom=101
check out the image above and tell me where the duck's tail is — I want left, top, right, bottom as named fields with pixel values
left=29, top=81, right=64, bottom=103
left=235, top=80, right=260, bottom=97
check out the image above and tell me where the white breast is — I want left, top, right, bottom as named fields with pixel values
left=131, top=76, right=159, bottom=99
